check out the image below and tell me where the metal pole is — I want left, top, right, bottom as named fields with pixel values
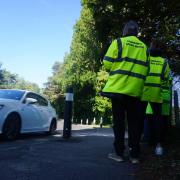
left=174, top=90, right=180, bottom=128
left=63, top=87, right=73, bottom=138
left=100, top=117, right=103, bottom=128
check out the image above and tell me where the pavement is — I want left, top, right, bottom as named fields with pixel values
left=0, top=120, right=138, bottom=180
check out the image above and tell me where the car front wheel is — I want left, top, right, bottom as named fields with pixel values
left=2, top=114, right=21, bottom=141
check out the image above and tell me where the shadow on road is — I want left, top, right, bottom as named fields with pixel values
left=0, top=127, right=113, bottom=143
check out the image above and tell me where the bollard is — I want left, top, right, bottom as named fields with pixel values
left=63, top=87, right=73, bottom=139
left=93, top=117, right=96, bottom=125
left=86, top=118, right=89, bottom=125
left=81, top=119, right=83, bottom=125
left=100, top=117, right=103, bottom=128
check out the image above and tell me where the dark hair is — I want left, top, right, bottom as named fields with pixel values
left=149, top=38, right=163, bottom=57
left=122, top=20, right=139, bottom=37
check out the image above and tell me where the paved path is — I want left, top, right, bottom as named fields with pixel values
left=0, top=120, right=138, bottom=180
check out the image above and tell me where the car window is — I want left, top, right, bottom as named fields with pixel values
left=24, top=93, right=48, bottom=106
left=38, top=96, right=48, bottom=106
left=0, top=90, right=25, bottom=100
left=24, top=93, right=39, bottom=104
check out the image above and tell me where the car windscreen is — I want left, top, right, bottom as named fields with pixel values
left=0, top=90, right=25, bottom=100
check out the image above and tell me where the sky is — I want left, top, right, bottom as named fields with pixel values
left=0, top=0, right=81, bottom=87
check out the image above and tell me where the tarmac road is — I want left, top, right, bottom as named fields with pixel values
left=0, top=120, right=137, bottom=180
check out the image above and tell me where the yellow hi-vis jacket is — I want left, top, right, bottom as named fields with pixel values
left=145, top=76, right=172, bottom=115
left=141, top=57, right=170, bottom=103
left=161, top=75, right=172, bottom=115
left=102, top=36, right=148, bottom=98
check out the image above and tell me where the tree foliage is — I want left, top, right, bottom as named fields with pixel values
left=0, top=63, right=40, bottom=92
left=45, top=0, right=180, bottom=123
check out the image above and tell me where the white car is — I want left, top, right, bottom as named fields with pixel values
left=0, top=89, right=57, bottom=140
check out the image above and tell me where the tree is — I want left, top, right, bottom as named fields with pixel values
left=46, top=0, right=180, bottom=123
left=83, top=0, right=180, bottom=68
left=0, top=63, right=40, bottom=92
left=43, top=61, right=65, bottom=118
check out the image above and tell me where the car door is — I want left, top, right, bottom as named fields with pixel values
left=21, top=93, right=43, bottom=132
left=35, top=95, right=51, bottom=130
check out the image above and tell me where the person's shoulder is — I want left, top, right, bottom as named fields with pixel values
left=124, top=36, right=146, bottom=44
left=110, top=38, right=119, bottom=44
left=158, top=56, right=167, bottom=61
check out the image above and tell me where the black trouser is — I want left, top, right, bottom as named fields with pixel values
left=111, top=95, right=141, bottom=158
left=144, top=114, right=169, bottom=145
left=143, top=114, right=154, bottom=142
left=162, top=115, right=170, bottom=144
left=140, top=102, right=163, bottom=145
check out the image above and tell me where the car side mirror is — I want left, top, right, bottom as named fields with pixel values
left=26, top=98, right=37, bottom=105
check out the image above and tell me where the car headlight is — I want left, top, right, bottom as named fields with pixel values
left=0, top=105, right=4, bottom=110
